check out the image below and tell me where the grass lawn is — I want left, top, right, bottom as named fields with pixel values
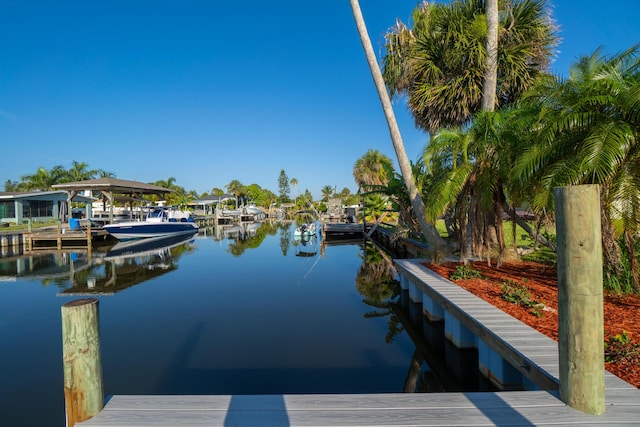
left=435, top=218, right=556, bottom=264
left=0, top=221, right=58, bottom=232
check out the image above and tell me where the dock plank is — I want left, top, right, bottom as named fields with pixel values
left=79, top=391, right=640, bottom=426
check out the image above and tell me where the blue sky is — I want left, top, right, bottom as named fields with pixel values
left=1, top=1, right=638, bottom=199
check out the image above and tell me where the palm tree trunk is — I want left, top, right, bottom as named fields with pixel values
left=349, top=0, right=446, bottom=249
left=477, top=0, right=501, bottom=263
left=482, top=0, right=499, bottom=111
left=501, top=201, right=556, bottom=251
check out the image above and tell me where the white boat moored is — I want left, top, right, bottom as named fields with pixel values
left=103, top=207, right=198, bottom=240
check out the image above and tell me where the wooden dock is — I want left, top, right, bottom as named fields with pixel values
left=24, top=226, right=112, bottom=250
left=77, top=259, right=640, bottom=426
left=75, top=389, right=640, bottom=426
left=321, top=221, right=365, bottom=240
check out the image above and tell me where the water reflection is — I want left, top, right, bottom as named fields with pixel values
left=0, top=250, right=79, bottom=282
left=356, top=240, right=497, bottom=393
left=1, top=221, right=494, bottom=392
left=292, top=234, right=318, bottom=257
left=0, top=232, right=198, bottom=294
left=63, top=232, right=198, bottom=295
left=0, top=221, right=290, bottom=290
left=0, top=220, right=499, bottom=426
left=198, top=221, right=287, bottom=256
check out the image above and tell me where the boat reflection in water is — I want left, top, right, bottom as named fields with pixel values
left=293, top=234, right=318, bottom=257
left=61, top=232, right=199, bottom=295
left=0, top=232, right=198, bottom=294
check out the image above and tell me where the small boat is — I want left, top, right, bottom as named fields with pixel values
left=221, top=208, right=242, bottom=217
left=103, top=207, right=198, bottom=240
left=243, top=204, right=263, bottom=216
left=294, top=222, right=317, bottom=237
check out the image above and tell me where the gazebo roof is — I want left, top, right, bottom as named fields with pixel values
left=52, top=178, right=171, bottom=195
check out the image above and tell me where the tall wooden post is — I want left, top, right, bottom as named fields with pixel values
left=57, top=220, right=63, bottom=249
left=61, top=298, right=104, bottom=426
left=554, top=184, right=605, bottom=415
left=86, top=221, right=92, bottom=257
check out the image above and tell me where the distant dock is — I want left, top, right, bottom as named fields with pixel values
left=321, top=221, right=365, bottom=240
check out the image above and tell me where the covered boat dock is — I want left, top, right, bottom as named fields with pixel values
left=52, top=177, right=173, bottom=224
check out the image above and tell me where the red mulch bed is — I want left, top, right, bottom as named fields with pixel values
left=424, top=260, right=640, bottom=388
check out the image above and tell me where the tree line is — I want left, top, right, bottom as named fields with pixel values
left=3, top=163, right=357, bottom=211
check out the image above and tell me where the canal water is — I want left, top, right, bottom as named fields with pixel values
left=0, top=221, right=493, bottom=426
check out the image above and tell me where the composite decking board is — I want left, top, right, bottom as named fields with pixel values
left=512, top=343, right=555, bottom=352
left=485, top=331, right=553, bottom=341
left=100, top=391, right=569, bottom=410
left=499, top=338, right=556, bottom=348
left=77, top=411, right=626, bottom=427
left=78, top=392, right=640, bottom=427
left=606, top=377, right=640, bottom=390
left=605, top=387, right=640, bottom=399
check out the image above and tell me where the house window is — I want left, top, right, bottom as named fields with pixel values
left=0, top=201, right=16, bottom=219
left=23, top=200, right=53, bottom=218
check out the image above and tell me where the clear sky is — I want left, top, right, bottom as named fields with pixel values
left=1, top=1, right=638, bottom=199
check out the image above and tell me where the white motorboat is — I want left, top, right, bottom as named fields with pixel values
left=243, top=204, right=263, bottom=216
left=103, top=207, right=198, bottom=240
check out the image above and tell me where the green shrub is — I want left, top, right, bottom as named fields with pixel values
left=450, top=265, right=484, bottom=280
left=521, top=247, right=557, bottom=265
left=604, top=330, right=639, bottom=363
left=500, top=280, right=543, bottom=317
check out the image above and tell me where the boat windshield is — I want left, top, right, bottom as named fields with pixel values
left=149, top=209, right=166, bottom=219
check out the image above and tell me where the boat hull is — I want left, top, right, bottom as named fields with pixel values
left=103, top=221, right=199, bottom=240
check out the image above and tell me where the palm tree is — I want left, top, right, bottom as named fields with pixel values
left=154, top=177, right=177, bottom=190
left=64, top=161, right=97, bottom=182
left=515, top=45, right=640, bottom=291
left=97, top=169, right=115, bottom=178
left=383, top=0, right=557, bottom=132
left=290, top=178, right=299, bottom=199
left=350, top=0, right=447, bottom=250
left=226, top=180, right=244, bottom=208
left=211, top=187, right=225, bottom=196
left=381, top=0, right=556, bottom=261
left=425, top=111, right=523, bottom=264
left=20, top=165, right=66, bottom=190
left=4, top=180, right=19, bottom=192
left=321, top=185, right=334, bottom=202
left=353, top=149, right=394, bottom=188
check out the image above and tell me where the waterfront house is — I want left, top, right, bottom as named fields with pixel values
left=0, top=190, right=94, bottom=225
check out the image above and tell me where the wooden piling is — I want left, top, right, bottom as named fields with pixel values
left=86, top=222, right=92, bottom=257
left=61, top=298, right=104, bottom=426
left=554, top=184, right=605, bottom=415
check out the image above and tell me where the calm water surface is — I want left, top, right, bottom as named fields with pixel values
left=0, top=221, right=488, bottom=426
